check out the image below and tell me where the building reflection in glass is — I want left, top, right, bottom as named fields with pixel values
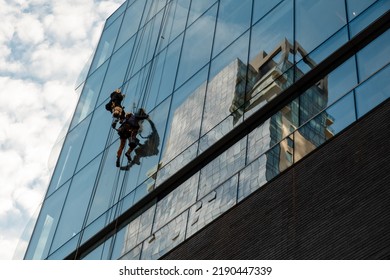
left=118, top=39, right=335, bottom=259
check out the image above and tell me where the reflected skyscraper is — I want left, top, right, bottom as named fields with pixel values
left=25, top=0, right=389, bottom=260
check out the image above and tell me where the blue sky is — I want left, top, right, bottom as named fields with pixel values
left=0, top=0, right=124, bottom=260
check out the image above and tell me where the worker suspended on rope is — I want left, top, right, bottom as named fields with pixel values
left=114, top=108, right=149, bottom=167
left=105, top=88, right=126, bottom=128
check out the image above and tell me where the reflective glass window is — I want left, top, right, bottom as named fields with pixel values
left=296, top=0, right=347, bottom=55
left=47, top=116, right=91, bottom=196
left=326, top=57, right=358, bottom=105
left=132, top=10, right=165, bottom=75
left=347, top=0, right=377, bottom=20
left=324, top=91, right=356, bottom=135
left=145, top=34, right=183, bottom=109
left=176, top=4, right=217, bottom=87
left=210, top=31, right=249, bottom=78
left=76, top=104, right=112, bottom=172
left=114, top=0, right=147, bottom=51
left=349, top=0, right=389, bottom=37
left=112, top=205, right=155, bottom=259
left=90, top=14, right=123, bottom=73
left=140, top=0, right=167, bottom=28
left=160, top=0, right=190, bottom=50
left=105, top=2, right=126, bottom=29
left=161, top=67, right=208, bottom=165
left=70, top=60, right=109, bottom=129
left=188, top=174, right=238, bottom=238
left=202, top=55, right=248, bottom=136
left=24, top=183, right=69, bottom=260
left=187, top=0, right=217, bottom=26
left=198, top=138, right=246, bottom=198
left=356, top=29, right=390, bottom=81
left=86, top=142, right=125, bottom=225
left=50, top=155, right=102, bottom=253
left=356, top=64, right=390, bottom=117
left=252, top=0, right=284, bottom=25
left=250, top=0, right=293, bottom=64
left=212, top=0, right=252, bottom=57
left=97, top=38, right=136, bottom=107
left=133, top=98, right=170, bottom=188
left=295, top=26, right=349, bottom=77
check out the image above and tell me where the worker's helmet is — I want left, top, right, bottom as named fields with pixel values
left=113, top=106, right=123, bottom=118
left=115, top=88, right=121, bottom=93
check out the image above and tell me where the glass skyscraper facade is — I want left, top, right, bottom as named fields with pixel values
left=25, top=0, right=389, bottom=260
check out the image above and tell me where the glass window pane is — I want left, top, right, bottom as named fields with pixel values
left=250, top=0, right=293, bottom=64
left=24, top=183, right=69, bottom=260
left=86, top=142, right=126, bottom=224
left=210, top=31, right=249, bottom=78
left=202, top=54, right=249, bottom=136
left=47, top=116, right=91, bottom=196
left=349, top=0, right=390, bottom=37
left=96, top=38, right=136, bottom=107
left=114, top=0, right=147, bottom=51
left=326, top=57, right=358, bottom=105
left=134, top=98, right=170, bottom=187
left=76, top=104, right=112, bottom=172
left=176, top=4, right=217, bottom=87
left=356, top=29, right=390, bottom=81
left=187, top=0, right=217, bottom=26
left=70, top=60, right=109, bottom=129
left=347, top=0, right=376, bottom=20
left=161, top=67, right=208, bottom=165
left=145, top=34, right=183, bottom=109
left=325, top=91, right=356, bottom=135
left=160, top=0, right=190, bottom=50
left=252, top=0, right=284, bottom=25
left=296, top=0, right=347, bottom=54
left=90, top=14, right=123, bottom=73
left=356, top=64, right=390, bottom=117
left=198, top=138, right=246, bottom=198
left=212, top=0, right=252, bottom=57
left=50, top=155, right=102, bottom=253
left=132, top=10, right=165, bottom=75
left=105, top=2, right=126, bottom=29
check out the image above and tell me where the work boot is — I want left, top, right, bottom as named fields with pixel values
left=125, top=151, right=132, bottom=162
left=116, top=157, right=120, bottom=167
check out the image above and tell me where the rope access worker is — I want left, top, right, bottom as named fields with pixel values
left=106, top=88, right=125, bottom=128
left=115, top=108, right=149, bottom=167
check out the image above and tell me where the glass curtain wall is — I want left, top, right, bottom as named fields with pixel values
left=25, top=0, right=389, bottom=259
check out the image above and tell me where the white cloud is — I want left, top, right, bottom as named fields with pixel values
left=0, top=0, right=124, bottom=260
